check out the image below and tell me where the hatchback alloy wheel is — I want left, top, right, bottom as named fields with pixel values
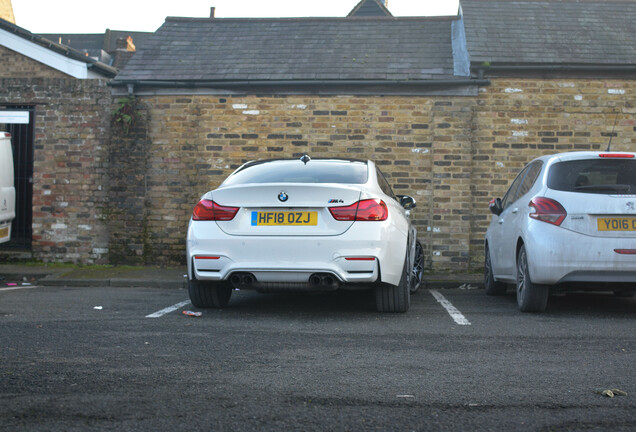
left=516, top=245, right=549, bottom=312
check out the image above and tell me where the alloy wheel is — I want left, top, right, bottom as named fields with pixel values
left=410, top=241, right=424, bottom=292
left=516, top=248, right=527, bottom=298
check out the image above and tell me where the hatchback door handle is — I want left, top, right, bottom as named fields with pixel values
left=498, top=219, right=504, bottom=225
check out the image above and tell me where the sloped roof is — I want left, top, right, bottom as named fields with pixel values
left=348, top=0, right=393, bottom=17
left=104, top=30, right=153, bottom=52
left=36, top=32, right=106, bottom=61
left=0, top=17, right=118, bottom=77
left=461, top=0, right=636, bottom=65
left=114, top=16, right=461, bottom=84
left=38, top=30, right=153, bottom=54
left=37, top=30, right=152, bottom=68
left=39, top=33, right=104, bottom=52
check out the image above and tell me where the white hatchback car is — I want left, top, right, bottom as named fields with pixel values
left=187, top=156, right=424, bottom=312
left=485, top=151, right=636, bottom=312
left=0, top=132, right=15, bottom=244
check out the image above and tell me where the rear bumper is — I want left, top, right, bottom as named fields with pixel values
left=193, top=260, right=379, bottom=287
left=525, top=223, right=636, bottom=285
left=187, top=219, right=407, bottom=286
left=0, top=221, right=11, bottom=244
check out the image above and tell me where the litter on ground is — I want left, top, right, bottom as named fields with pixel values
left=183, top=310, right=202, bottom=317
left=595, top=388, right=628, bottom=398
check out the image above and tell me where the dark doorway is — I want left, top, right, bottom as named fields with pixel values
left=0, top=106, right=34, bottom=250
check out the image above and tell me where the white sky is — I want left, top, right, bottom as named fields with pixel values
left=12, top=0, right=460, bottom=34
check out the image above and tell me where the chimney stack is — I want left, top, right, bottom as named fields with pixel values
left=126, top=36, right=136, bottom=52
left=0, top=0, right=16, bottom=24
left=210, top=7, right=215, bottom=19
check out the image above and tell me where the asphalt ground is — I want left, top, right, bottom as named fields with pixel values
left=0, top=264, right=482, bottom=290
left=1, top=283, right=635, bottom=431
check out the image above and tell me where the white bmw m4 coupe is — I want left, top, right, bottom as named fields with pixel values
left=187, top=156, right=424, bottom=312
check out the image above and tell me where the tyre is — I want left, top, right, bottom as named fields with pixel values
left=410, top=240, right=425, bottom=293
left=484, top=246, right=506, bottom=296
left=516, top=245, right=549, bottom=312
left=188, top=278, right=233, bottom=309
left=376, top=253, right=411, bottom=313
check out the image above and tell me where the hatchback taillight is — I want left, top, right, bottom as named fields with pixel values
left=192, top=199, right=239, bottom=221
left=615, top=249, right=636, bottom=255
left=528, top=197, right=567, bottom=226
left=329, top=199, right=388, bottom=221
left=599, top=153, right=634, bottom=158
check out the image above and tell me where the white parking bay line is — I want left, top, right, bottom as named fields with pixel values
left=429, top=289, right=471, bottom=326
left=146, top=300, right=191, bottom=318
left=0, top=285, right=39, bottom=292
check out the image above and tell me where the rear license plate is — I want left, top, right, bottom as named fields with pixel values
left=597, top=217, right=636, bottom=231
left=251, top=211, right=317, bottom=226
left=0, top=227, right=8, bottom=239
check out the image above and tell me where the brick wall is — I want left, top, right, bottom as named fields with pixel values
left=110, top=94, right=478, bottom=268
left=4, top=44, right=634, bottom=269
left=108, top=96, right=150, bottom=264
left=0, top=46, right=69, bottom=79
left=1, top=48, right=112, bottom=263
left=115, top=78, right=634, bottom=270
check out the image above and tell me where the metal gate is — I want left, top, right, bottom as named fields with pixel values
left=0, top=106, right=34, bottom=250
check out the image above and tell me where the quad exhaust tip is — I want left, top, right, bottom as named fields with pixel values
left=230, top=272, right=339, bottom=290
left=230, top=272, right=256, bottom=288
left=309, top=273, right=339, bottom=289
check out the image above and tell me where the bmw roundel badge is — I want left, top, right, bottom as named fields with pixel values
left=278, top=192, right=289, bottom=202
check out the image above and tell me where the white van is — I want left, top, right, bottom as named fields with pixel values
left=0, top=132, right=16, bottom=244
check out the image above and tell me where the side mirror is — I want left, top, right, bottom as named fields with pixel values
left=489, top=198, right=503, bottom=216
left=397, top=195, right=417, bottom=210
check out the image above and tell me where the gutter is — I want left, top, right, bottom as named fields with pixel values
left=109, top=79, right=491, bottom=95
left=86, top=62, right=119, bottom=78
left=474, top=64, right=636, bottom=79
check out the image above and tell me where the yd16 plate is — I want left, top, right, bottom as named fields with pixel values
left=251, top=211, right=318, bottom=226
left=0, top=227, right=8, bottom=239
left=597, top=217, right=636, bottom=231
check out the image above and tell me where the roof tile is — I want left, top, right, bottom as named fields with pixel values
left=116, top=17, right=459, bottom=82
left=461, top=0, right=636, bottom=65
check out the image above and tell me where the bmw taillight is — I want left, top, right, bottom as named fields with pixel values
left=528, top=197, right=567, bottom=226
left=192, top=199, right=239, bottom=221
left=329, top=199, right=388, bottom=221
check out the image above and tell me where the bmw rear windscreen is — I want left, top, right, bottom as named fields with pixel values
left=223, top=161, right=369, bottom=186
